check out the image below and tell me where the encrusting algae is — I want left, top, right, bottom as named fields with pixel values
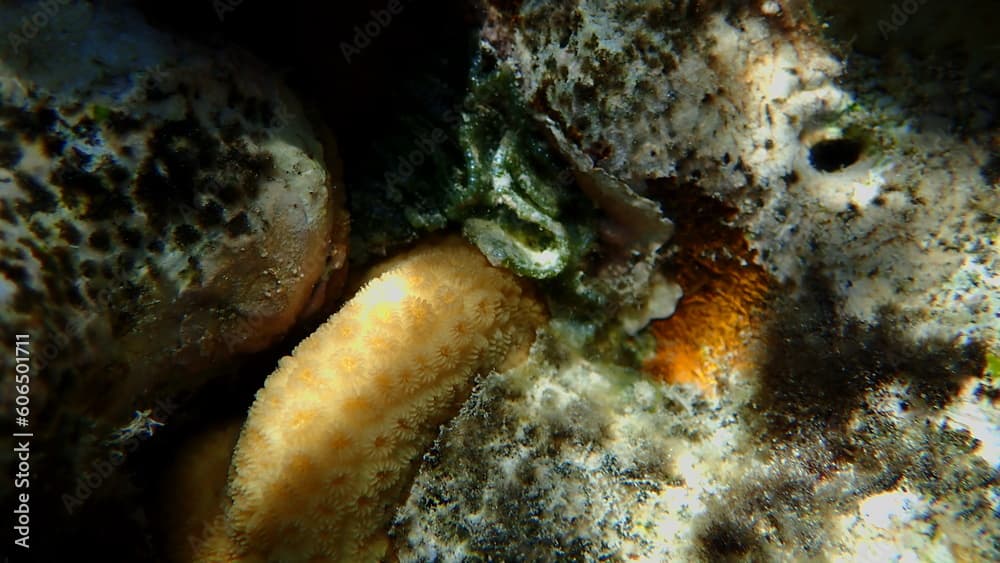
left=195, top=236, right=545, bottom=562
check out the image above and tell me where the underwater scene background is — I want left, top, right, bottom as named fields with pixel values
left=1, top=1, right=998, bottom=561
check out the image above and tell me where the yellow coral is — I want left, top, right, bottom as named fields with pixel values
left=159, top=419, right=242, bottom=563
left=200, top=236, right=544, bottom=562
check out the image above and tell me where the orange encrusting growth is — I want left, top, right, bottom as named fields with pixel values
left=644, top=188, right=771, bottom=393
left=198, top=236, right=545, bottom=562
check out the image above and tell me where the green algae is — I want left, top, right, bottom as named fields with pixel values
left=986, top=353, right=1000, bottom=379
left=345, top=50, right=667, bottom=365
left=90, top=104, right=112, bottom=123
left=456, top=63, right=595, bottom=279
left=347, top=53, right=597, bottom=280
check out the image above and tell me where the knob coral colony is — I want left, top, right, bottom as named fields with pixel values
left=193, top=236, right=544, bottom=561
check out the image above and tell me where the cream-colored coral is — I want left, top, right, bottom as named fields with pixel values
left=159, top=419, right=243, bottom=562
left=200, top=236, right=544, bottom=562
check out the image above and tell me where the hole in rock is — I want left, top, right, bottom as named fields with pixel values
left=809, top=138, right=862, bottom=172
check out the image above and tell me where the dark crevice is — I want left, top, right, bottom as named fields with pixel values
left=808, top=138, right=863, bottom=172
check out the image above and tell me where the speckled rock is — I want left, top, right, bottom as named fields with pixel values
left=395, top=313, right=998, bottom=562
left=392, top=2, right=999, bottom=561
left=0, top=0, right=347, bottom=510
left=485, top=0, right=999, bottom=350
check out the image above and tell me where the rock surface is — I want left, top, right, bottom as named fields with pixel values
left=392, top=2, right=999, bottom=561
left=0, top=0, right=347, bottom=521
left=397, top=316, right=997, bottom=562
left=2, top=2, right=995, bottom=562
left=487, top=0, right=999, bottom=348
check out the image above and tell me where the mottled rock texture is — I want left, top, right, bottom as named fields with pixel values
left=0, top=0, right=347, bottom=531
left=486, top=0, right=999, bottom=348
left=391, top=2, right=999, bottom=561
left=397, top=305, right=996, bottom=562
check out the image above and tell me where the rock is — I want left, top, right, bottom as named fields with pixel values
left=0, top=0, right=347, bottom=527
left=483, top=0, right=999, bottom=350
left=397, top=318, right=998, bottom=562
left=393, top=2, right=999, bottom=561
